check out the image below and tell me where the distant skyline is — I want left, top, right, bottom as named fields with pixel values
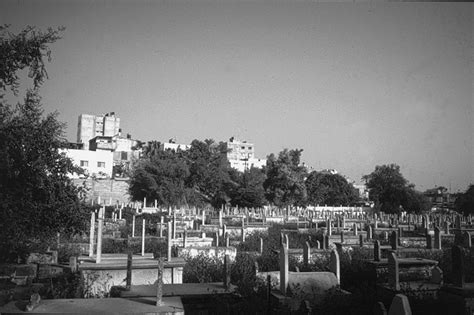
left=2, top=1, right=472, bottom=192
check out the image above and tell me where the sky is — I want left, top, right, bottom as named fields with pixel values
left=1, top=0, right=473, bottom=192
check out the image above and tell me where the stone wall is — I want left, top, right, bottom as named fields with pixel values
left=72, top=178, right=131, bottom=204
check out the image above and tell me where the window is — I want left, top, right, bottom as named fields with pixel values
left=248, top=147, right=252, bottom=150
left=97, top=161, right=106, bottom=168
left=80, top=160, right=88, bottom=167
left=241, top=146, right=245, bottom=150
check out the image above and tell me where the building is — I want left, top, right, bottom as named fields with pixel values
left=87, top=133, right=141, bottom=177
left=353, top=183, right=369, bottom=200
left=424, top=187, right=456, bottom=210
left=60, top=149, right=113, bottom=179
left=77, top=112, right=120, bottom=150
left=225, top=137, right=266, bottom=172
left=160, top=139, right=191, bottom=152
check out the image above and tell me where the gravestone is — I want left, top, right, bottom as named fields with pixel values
left=444, top=221, right=450, bottom=235
left=96, top=207, right=104, bottom=263
left=156, top=258, right=163, bottom=306
left=463, top=231, right=472, bottom=248
left=434, top=227, right=441, bottom=250
left=373, top=302, right=387, bottom=315
left=390, top=231, right=398, bottom=250
left=426, top=234, right=432, bottom=250
left=374, top=240, right=381, bottom=262
left=167, top=221, right=172, bottom=260
left=431, top=266, right=443, bottom=285
left=388, top=251, right=400, bottom=291
left=329, top=250, right=340, bottom=285
left=89, top=212, right=95, bottom=257
left=132, top=215, right=136, bottom=237
left=141, top=219, right=146, bottom=256
left=224, top=255, right=231, bottom=290
left=126, top=249, right=132, bottom=290
left=452, top=245, right=465, bottom=287
left=280, top=243, right=289, bottom=295
left=388, top=294, right=412, bottom=315
left=303, top=241, right=310, bottom=265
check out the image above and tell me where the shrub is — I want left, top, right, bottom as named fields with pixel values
left=182, top=253, right=223, bottom=283
left=231, top=252, right=257, bottom=296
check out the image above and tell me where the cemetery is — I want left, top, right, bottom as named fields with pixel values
left=1, top=200, right=474, bottom=314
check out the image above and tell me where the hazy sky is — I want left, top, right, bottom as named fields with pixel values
left=2, top=1, right=472, bottom=192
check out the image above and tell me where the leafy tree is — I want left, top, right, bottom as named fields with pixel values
left=1, top=25, right=64, bottom=96
left=0, top=25, right=90, bottom=262
left=130, top=139, right=236, bottom=209
left=306, top=171, right=359, bottom=206
left=186, top=139, right=234, bottom=208
left=362, top=164, right=429, bottom=214
left=228, top=167, right=267, bottom=208
left=402, top=187, right=431, bottom=213
left=129, top=149, right=191, bottom=207
left=263, top=149, right=307, bottom=208
left=454, top=185, right=474, bottom=215
left=141, top=140, right=162, bottom=158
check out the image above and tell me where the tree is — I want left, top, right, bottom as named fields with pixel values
left=454, top=185, right=474, bottom=215
left=0, top=25, right=90, bottom=262
left=362, top=164, right=430, bottom=214
left=402, top=187, right=431, bottom=213
left=1, top=25, right=64, bottom=96
left=306, top=171, right=359, bottom=206
left=228, top=167, right=267, bottom=208
left=129, top=149, right=191, bottom=207
left=263, top=149, right=307, bottom=208
left=185, top=139, right=234, bottom=208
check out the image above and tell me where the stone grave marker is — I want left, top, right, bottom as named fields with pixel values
left=329, top=249, right=340, bottom=285
left=388, top=251, right=400, bottom=291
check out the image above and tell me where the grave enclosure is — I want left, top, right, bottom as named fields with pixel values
left=2, top=199, right=474, bottom=314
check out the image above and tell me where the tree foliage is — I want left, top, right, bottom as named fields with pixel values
left=306, top=171, right=359, bottom=206
left=1, top=25, right=64, bottom=96
left=0, top=25, right=90, bottom=262
left=455, top=185, right=474, bottom=215
left=186, top=139, right=233, bottom=208
left=263, top=149, right=307, bottom=208
left=129, top=149, right=191, bottom=207
left=228, top=167, right=267, bottom=209
left=129, top=139, right=236, bottom=209
left=363, top=164, right=430, bottom=213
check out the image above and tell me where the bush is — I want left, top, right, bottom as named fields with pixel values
left=182, top=253, right=223, bottom=283
left=231, top=252, right=257, bottom=296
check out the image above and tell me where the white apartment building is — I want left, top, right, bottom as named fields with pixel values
left=60, top=149, right=113, bottom=178
left=225, top=137, right=266, bottom=172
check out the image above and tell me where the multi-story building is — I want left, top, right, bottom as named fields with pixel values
left=77, top=112, right=120, bottom=150
left=60, top=149, right=113, bottom=178
left=160, top=139, right=191, bottom=152
left=225, top=137, right=266, bottom=172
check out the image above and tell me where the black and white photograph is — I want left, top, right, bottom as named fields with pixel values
left=0, top=0, right=472, bottom=314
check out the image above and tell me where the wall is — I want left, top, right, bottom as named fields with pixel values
left=73, top=178, right=131, bottom=204
left=81, top=265, right=182, bottom=298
